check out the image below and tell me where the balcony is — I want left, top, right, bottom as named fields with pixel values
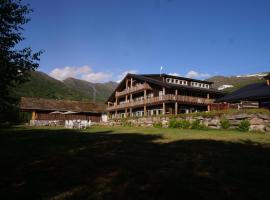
left=107, top=94, right=213, bottom=111
left=115, top=83, right=152, bottom=97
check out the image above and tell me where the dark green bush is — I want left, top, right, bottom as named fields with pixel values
left=168, top=119, right=190, bottom=129
left=153, top=122, right=162, bottom=128
left=238, top=120, right=250, bottom=132
left=190, top=120, right=204, bottom=129
left=220, top=118, right=230, bottom=129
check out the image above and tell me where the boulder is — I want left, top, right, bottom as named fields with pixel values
left=257, top=114, right=270, bottom=120
left=208, top=118, right=220, bottom=126
left=234, top=114, right=249, bottom=119
left=250, top=125, right=265, bottom=132
left=249, top=117, right=264, bottom=125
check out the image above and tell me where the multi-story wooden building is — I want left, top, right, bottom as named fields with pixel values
left=106, top=73, right=224, bottom=118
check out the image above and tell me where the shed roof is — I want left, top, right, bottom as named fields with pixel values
left=20, top=97, right=106, bottom=113
left=215, top=82, right=270, bottom=103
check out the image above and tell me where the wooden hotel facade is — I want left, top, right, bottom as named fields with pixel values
left=106, top=74, right=224, bottom=118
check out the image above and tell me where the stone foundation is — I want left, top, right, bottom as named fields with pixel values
left=107, top=113, right=270, bottom=132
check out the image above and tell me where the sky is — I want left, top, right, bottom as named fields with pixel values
left=21, top=0, right=270, bottom=82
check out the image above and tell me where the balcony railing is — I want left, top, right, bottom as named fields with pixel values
left=107, top=94, right=213, bottom=111
left=115, top=83, right=151, bottom=97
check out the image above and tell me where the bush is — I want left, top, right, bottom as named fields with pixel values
left=190, top=120, right=204, bottom=129
left=220, top=118, right=230, bottom=129
left=238, top=120, right=250, bottom=132
left=153, top=122, right=162, bottom=128
left=168, top=118, right=190, bottom=129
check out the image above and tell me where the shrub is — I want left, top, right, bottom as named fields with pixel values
left=238, top=120, right=250, bottom=132
left=220, top=118, right=230, bottom=129
left=190, top=120, right=204, bottom=129
left=168, top=118, right=190, bottom=129
left=153, top=122, right=162, bottom=128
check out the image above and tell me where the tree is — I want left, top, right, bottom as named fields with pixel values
left=0, top=0, right=42, bottom=121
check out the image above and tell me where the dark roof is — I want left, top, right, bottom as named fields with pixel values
left=264, top=74, right=270, bottom=79
left=141, top=73, right=213, bottom=84
left=215, top=82, right=270, bottom=103
left=20, top=97, right=106, bottom=113
left=107, top=73, right=224, bottom=102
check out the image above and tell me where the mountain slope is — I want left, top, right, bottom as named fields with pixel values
left=10, top=71, right=117, bottom=102
left=206, top=75, right=266, bottom=92
left=63, top=77, right=118, bottom=102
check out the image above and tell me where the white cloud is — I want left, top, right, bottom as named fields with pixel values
left=185, top=70, right=210, bottom=79
left=49, top=65, right=112, bottom=83
left=117, top=70, right=138, bottom=83
left=81, top=72, right=112, bottom=83
left=169, top=72, right=181, bottom=76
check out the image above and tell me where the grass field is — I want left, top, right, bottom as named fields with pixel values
left=1, top=126, right=270, bottom=200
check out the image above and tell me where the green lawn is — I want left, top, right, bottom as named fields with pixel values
left=1, top=126, right=270, bottom=200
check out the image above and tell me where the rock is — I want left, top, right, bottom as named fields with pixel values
left=249, top=117, right=264, bottom=125
left=208, top=118, right=220, bottom=126
left=229, top=120, right=241, bottom=126
left=250, top=125, right=265, bottom=132
left=266, top=126, right=270, bottom=133
left=208, top=125, right=221, bottom=129
left=234, top=114, right=249, bottom=119
left=257, top=114, right=270, bottom=120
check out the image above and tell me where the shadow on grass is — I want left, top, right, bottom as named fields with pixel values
left=0, top=128, right=270, bottom=200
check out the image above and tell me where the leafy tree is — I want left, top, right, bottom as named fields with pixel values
left=0, top=0, right=42, bottom=122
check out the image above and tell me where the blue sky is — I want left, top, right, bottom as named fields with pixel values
left=21, top=0, right=270, bottom=82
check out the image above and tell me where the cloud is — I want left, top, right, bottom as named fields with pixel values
left=185, top=70, right=210, bottom=79
left=49, top=65, right=112, bottom=83
left=169, top=72, right=181, bottom=76
left=117, top=70, right=138, bottom=83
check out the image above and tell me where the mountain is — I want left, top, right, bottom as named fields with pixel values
left=206, top=73, right=268, bottom=92
left=10, top=71, right=117, bottom=102
left=63, top=77, right=118, bottom=102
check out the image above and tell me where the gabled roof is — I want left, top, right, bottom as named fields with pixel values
left=20, top=97, right=106, bottom=113
left=215, top=82, right=270, bottom=103
left=107, top=73, right=224, bottom=102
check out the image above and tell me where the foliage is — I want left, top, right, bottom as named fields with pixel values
left=169, top=118, right=190, bottom=129
left=153, top=121, right=162, bottom=128
left=238, top=120, right=250, bottom=132
left=190, top=120, right=205, bottom=130
left=121, top=118, right=132, bottom=127
left=0, top=0, right=42, bottom=121
left=220, top=118, right=230, bottom=129
left=171, top=109, right=270, bottom=119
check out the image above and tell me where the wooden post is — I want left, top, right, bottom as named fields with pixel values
left=130, top=107, right=132, bottom=117
left=162, top=103, right=165, bottom=115
left=125, top=95, right=128, bottom=102
left=267, top=79, right=270, bottom=86
left=144, top=89, right=147, bottom=100
left=130, top=93, right=133, bottom=101
left=31, top=111, right=36, bottom=120
left=126, top=78, right=128, bottom=89
left=207, top=93, right=210, bottom=111
left=163, top=87, right=166, bottom=95
left=125, top=108, right=127, bottom=118
left=144, top=106, right=147, bottom=116
left=131, top=77, right=133, bottom=88
left=175, top=102, right=178, bottom=115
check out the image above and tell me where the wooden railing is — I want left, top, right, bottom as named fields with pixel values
left=115, top=83, right=151, bottom=97
left=107, top=94, right=213, bottom=111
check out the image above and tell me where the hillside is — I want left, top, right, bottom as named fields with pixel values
left=206, top=74, right=267, bottom=92
left=63, top=77, right=118, bottom=102
left=10, top=71, right=117, bottom=102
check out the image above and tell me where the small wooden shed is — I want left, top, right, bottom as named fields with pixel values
left=20, top=97, right=106, bottom=122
